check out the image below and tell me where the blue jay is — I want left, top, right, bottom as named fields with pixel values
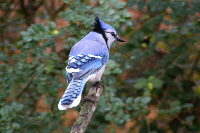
left=58, top=16, right=125, bottom=110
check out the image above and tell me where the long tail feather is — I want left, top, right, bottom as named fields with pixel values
left=58, top=78, right=87, bottom=110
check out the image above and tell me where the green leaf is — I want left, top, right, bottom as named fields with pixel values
left=134, top=78, right=148, bottom=90
left=126, top=97, right=134, bottom=104
left=105, top=113, right=113, bottom=121
left=99, top=0, right=104, bottom=4
left=106, top=60, right=119, bottom=69
left=147, top=0, right=167, bottom=12
left=123, top=12, right=132, bottom=18
left=36, top=23, right=46, bottom=33
left=31, top=24, right=41, bottom=33
left=182, top=103, right=194, bottom=109
left=125, top=20, right=133, bottom=26
left=104, top=68, right=111, bottom=75
left=141, top=97, right=151, bottom=104
left=43, top=38, right=55, bottom=47
left=48, top=22, right=56, bottom=31
left=170, top=100, right=181, bottom=108
left=132, top=105, right=140, bottom=110
left=127, top=0, right=137, bottom=7
left=27, top=28, right=36, bottom=35
left=21, top=31, right=29, bottom=36
left=177, top=53, right=188, bottom=64
left=114, top=2, right=126, bottom=9
left=24, top=43, right=36, bottom=49
left=75, top=4, right=91, bottom=12
left=170, top=44, right=188, bottom=55
left=152, top=14, right=164, bottom=24
left=107, top=9, right=115, bottom=15
left=106, top=0, right=118, bottom=3
left=63, top=0, right=71, bottom=3
left=134, top=97, right=142, bottom=103
left=12, top=123, right=20, bottom=129
left=125, top=60, right=134, bottom=69
left=0, top=52, right=9, bottom=61
left=185, top=116, right=195, bottom=122
left=112, top=68, right=123, bottom=74
left=112, top=97, right=124, bottom=105
left=141, top=15, right=163, bottom=34
left=100, top=3, right=109, bottom=10
left=143, top=90, right=151, bottom=97
left=169, top=1, right=188, bottom=18
left=148, top=76, right=163, bottom=89
left=134, top=31, right=145, bottom=41
left=167, top=65, right=184, bottom=76
left=138, top=0, right=146, bottom=10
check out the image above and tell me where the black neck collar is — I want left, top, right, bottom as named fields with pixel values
left=92, top=17, right=109, bottom=50
left=92, top=29, right=109, bottom=50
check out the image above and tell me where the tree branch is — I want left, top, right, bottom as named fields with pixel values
left=20, top=0, right=43, bottom=26
left=43, top=0, right=50, bottom=15
left=55, top=3, right=68, bottom=15
left=70, top=82, right=104, bottom=133
left=19, top=0, right=28, bottom=15
left=16, top=78, right=34, bottom=99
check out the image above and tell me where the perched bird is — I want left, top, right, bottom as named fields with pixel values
left=58, top=16, right=125, bottom=110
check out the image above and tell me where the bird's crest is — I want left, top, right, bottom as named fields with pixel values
left=93, top=16, right=114, bottom=32
left=93, top=16, right=103, bottom=31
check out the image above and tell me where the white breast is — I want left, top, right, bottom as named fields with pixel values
left=86, top=65, right=106, bottom=82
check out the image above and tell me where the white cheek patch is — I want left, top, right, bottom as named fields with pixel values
left=88, top=54, right=102, bottom=59
left=105, top=33, right=115, bottom=40
left=66, top=68, right=82, bottom=73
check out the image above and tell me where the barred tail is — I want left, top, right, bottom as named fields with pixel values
left=58, top=78, right=87, bottom=110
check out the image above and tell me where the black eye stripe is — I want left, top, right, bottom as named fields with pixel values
left=111, top=32, right=115, bottom=36
left=106, top=32, right=116, bottom=37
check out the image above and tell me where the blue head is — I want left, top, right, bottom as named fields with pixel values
left=92, top=16, right=125, bottom=49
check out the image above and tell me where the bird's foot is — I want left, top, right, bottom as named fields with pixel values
left=82, top=84, right=87, bottom=98
left=82, top=95, right=96, bottom=104
left=91, top=81, right=104, bottom=88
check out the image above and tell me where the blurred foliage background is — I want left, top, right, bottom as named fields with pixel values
left=0, top=0, right=200, bottom=132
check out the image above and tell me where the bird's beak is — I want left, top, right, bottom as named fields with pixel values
left=115, top=36, right=125, bottom=42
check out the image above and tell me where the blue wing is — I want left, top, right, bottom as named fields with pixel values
left=66, top=52, right=108, bottom=83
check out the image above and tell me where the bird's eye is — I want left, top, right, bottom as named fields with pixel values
left=111, top=32, right=116, bottom=37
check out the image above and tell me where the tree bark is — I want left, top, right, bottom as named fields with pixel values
left=70, top=82, right=104, bottom=133
left=19, top=0, right=43, bottom=26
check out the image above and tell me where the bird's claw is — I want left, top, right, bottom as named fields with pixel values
left=91, top=81, right=104, bottom=88
left=82, top=95, right=96, bottom=104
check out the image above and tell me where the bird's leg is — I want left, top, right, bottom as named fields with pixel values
left=82, top=84, right=87, bottom=98
left=82, top=81, right=104, bottom=104
left=92, top=81, right=104, bottom=93
left=83, top=95, right=96, bottom=104
left=82, top=84, right=96, bottom=104
left=91, top=81, right=104, bottom=88
left=96, top=81, right=104, bottom=88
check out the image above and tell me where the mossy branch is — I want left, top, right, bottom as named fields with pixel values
left=70, top=82, right=104, bottom=133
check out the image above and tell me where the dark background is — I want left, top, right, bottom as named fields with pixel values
left=0, top=0, right=200, bottom=132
